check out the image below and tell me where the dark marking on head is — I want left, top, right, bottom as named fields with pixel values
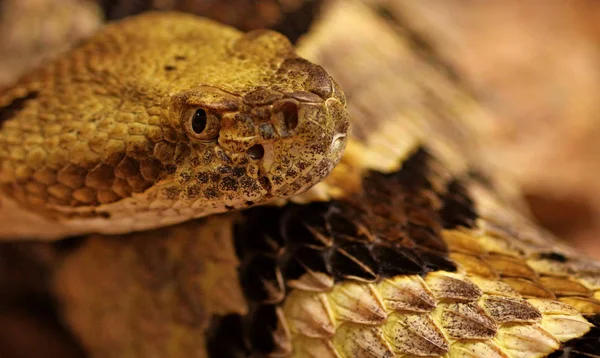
left=219, top=177, right=238, bottom=192
left=203, top=187, right=219, bottom=200
left=209, top=173, right=221, bottom=183
left=197, top=172, right=209, bottom=184
left=178, top=170, right=193, bottom=184
left=233, top=167, right=246, bottom=178
left=0, top=91, right=39, bottom=129
left=184, top=185, right=200, bottom=199
left=162, top=186, right=180, bottom=201
left=164, top=65, right=176, bottom=71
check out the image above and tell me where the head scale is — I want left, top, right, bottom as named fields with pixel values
left=0, top=13, right=349, bottom=236
left=153, top=29, right=350, bottom=216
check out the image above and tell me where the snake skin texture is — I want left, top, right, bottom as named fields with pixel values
left=2, top=6, right=600, bottom=358
left=52, top=146, right=600, bottom=357
left=208, top=147, right=600, bottom=357
left=0, top=12, right=349, bottom=239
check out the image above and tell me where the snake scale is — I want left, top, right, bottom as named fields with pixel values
left=1, top=1, right=600, bottom=357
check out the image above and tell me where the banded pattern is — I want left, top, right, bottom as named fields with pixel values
left=206, top=147, right=600, bottom=357
left=19, top=6, right=600, bottom=358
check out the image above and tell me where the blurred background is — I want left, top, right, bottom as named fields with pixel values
left=1, top=0, right=600, bottom=356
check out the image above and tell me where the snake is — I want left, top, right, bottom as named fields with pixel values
left=1, top=3, right=600, bottom=358
left=0, top=11, right=348, bottom=240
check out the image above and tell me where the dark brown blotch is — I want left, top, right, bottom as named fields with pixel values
left=439, top=180, right=477, bottom=229
left=281, top=246, right=330, bottom=281
left=178, top=170, right=194, bottom=184
left=162, top=186, right=180, bottom=201
left=248, top=305, right=290, bottom=355
left=281, top=211, right=330, bottom=248
left=0, top=91, right=38, bottom=129
left=184, top=185, right=200, bottom=200
left=538, top=252, right=568, bottom=263
left=241, top=254, right=284, bottom=303
left=203, top=187, right=219, bottom=200
left=331, top=243, right=378, bottom=282
left=219, top=177, right=238, bottom=192
left=372, top=244, right=425, bottom=277
left=197, top=172, right=209, bottom=184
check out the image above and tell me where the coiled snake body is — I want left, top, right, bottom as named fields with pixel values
left=1, top=5, right=600, bottom=358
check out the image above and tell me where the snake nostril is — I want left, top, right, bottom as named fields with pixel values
left=247, top=144, right=265, bottom=159
left=280, top=101, right=298, bottom=131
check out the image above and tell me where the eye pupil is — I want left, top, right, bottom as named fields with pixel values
left=192, top=109, right=207, bottom=134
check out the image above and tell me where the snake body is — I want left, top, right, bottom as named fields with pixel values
left=2, top=4, right=600, bottom=358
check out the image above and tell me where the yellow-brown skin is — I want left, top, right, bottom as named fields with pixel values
left=6, top=5, right=599, bottom=358
left=0, top=12, right=349, bottom=239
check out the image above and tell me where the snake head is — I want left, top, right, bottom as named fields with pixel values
left=166, top=33, right=349, bottom=213
left=0, top=15, right=349, bottom=238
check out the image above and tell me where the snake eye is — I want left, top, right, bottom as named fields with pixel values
left=192, top=109, right=207, bottom=134
left=183, top=107, right=220, bottom=141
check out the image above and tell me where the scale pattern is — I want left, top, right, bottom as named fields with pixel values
left=4, top=8, right=599, bottom=358
left=0, top=12, right=348, bottom=238
left=206, top=147, right=600, bottom=357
